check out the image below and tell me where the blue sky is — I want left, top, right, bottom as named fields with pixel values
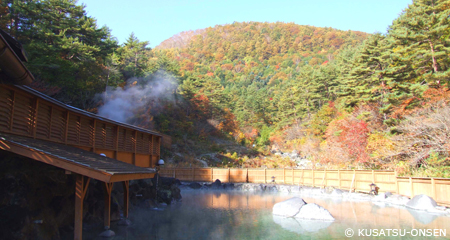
left=79, top=0, right=412, bottom=48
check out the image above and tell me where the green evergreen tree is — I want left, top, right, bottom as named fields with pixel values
left=118, top=32, right=152, bottom=79
left=4, top=0, right=118, bottom=108
left=388, top=0, right=450, bottom=86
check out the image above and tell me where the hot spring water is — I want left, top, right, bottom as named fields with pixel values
left=87, top=190, right=450, bottom=239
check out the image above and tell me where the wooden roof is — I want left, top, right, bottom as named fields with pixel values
left=0, top=132, right=156, bottom=183
left=0, top=29, right=34, bottom=85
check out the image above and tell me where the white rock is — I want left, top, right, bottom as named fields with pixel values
left=294, top=203, right=335, bottom=221
left=272, top=197, right=306, bottom=217
left=406, top=194, right=437, bottom=211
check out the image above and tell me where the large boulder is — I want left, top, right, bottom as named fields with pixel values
left=406, top=194, right=437, bottom=211
left=272, top=197, right=306, bottom=217
left=211, top=179, right=222, bottom=189
left=294, top=203, right=335, bottom=221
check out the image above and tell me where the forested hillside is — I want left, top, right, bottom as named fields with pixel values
left=2, top=0, right=449, bottom=177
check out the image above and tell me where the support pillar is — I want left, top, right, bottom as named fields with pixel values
left=74, top=175, right=90, bottom=240
left=122, top=181, right=129, bottom=218
left=103, top=182, right=114, bottom=229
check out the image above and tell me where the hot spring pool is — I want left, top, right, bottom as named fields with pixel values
left=91, top=190, right=450, bottom=239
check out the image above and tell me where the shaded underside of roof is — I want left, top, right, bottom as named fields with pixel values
left=0, top=132, right=155, bottom=182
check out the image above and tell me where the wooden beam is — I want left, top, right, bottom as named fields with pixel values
left=122, top=181, right=129, bottom=218
left=109, top=173, right=156, bottom=183
left=74, top=175, right=90, bottom=240
left=103, top=182, right=114, bottom=229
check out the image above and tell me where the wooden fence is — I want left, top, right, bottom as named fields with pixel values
left=159, top=168, right=450, bottom=207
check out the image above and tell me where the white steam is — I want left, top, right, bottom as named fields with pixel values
left=97, top=70, right=178, bottom=124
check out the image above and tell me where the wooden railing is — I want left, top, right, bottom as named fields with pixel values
left=159, top=168, right=450, bottom=207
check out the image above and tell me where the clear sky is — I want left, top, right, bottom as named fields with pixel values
left=79, top=0, right=412, bottom=48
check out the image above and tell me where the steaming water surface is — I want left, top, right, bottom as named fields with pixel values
left=96, top=190, right=450, bottom=240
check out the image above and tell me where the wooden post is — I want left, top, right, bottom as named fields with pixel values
left=211, top=168, right=214, bottom=182
left=312, top=169, right=315, bottom=187
left=192, top=168, right=195, bottom=182
left=103, top=182, right=113, bottom=229
left=409, top=177, right=413, bottom=198
left=122, top=181, right=129, bottom=218
left=350, top=170, right=356, bottom=193
left=228, top=168, right=231, bottom=183
left=283, top=168, right=286, bottom=184
left=338, top=170, right=341, bottom=189
left=264, top=168, right=267, bottom=183
left=173, top=169, right=176, bottom=179
left=395, top=171, right=399, bottom=194
left=74, top=175, right=90, bottom=240
left=431, top=178, right=436, bottom=200
left=292, top=169, right=294, bottom=184
left=321, top=169, right=326, bottom=188
left=301, top=169, right=304, bottom=185
left=246, top=168, right=249, bottom=183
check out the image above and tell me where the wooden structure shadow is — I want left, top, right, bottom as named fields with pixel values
left=0, top=29, right=162, bottom=239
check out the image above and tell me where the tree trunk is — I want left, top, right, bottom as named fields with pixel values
left=428, top=40, right=439, bottom=73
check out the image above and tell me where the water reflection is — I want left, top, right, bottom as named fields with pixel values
left=407, top=208, right=438, bottom=225
left=273, top=215, right=333, bottom=234
left=87, top=190, right=450, bottom=240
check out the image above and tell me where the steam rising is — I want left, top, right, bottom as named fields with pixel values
left=97, top=70, right=178, bottom=124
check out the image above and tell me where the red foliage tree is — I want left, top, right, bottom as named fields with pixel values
left=337, top=119, right=370, bottom=163
left=326, top=117, right=370, bottom=163
left=191, top=94, right=211, bottom=119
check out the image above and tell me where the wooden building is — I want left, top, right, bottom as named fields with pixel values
left=0, top=29, right=161, bottom=239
